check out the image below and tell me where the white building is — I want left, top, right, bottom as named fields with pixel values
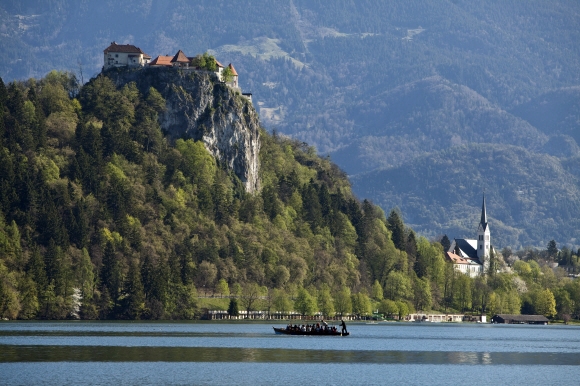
left=103, top=42, right=151, bottom=70
left=446, top=195, right=493, bottom=277
left=445, top=250, right=483, bottom=278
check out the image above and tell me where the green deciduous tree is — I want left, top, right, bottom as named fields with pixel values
left=272, top=288, right=292, bottom=315
left=396, top=300, right=410, bottom=320
left=385, top=270, right=411, bottom=301
left=294, top=287, right=317, bottom=316
left=534, top=288, right=557, bottom=318
left=221, top=66, right=234, bottom=84
left=414, top=277, right=432, bottom=311
left=334, top=286, right=352, bottom=317
left=215, top=278, right=230, bottom=298
left=190, top=52, right=218, bottom=72
left=239, top=282, right=262, bottom=316
left=317, top=284, right=335, bottom=317
left=379, top=298, right=398, bottom=319
left=351, top=292, right=371, bottom=318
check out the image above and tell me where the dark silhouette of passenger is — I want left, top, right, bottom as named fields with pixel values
left=340, top=319, right=347, bottom=334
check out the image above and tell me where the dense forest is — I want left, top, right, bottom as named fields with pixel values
left=1, top=71, right=580, bottom=322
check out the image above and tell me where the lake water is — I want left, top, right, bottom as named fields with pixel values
left=1, top=321, right=579, bottom=385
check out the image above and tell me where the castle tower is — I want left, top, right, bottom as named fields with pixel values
left=477, top=194, right=490, bottom=271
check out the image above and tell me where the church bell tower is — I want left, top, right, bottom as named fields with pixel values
left=477, top=194, right=490, bottom=271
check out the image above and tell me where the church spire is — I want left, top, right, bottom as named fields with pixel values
left=480, top=194, right=487, bottom=227
left=477, top=193, right=490, bottom=269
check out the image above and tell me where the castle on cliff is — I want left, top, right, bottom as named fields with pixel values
left=103, top=42, right=242, bottom=92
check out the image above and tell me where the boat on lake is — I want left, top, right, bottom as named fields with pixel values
left=273, top=326, right=349, bottom=336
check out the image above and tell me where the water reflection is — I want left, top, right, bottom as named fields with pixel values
left=1, top=345, right=579, bottom=365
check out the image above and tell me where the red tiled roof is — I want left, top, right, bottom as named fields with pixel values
left=227, top=63, right=238, bottom=76
left=171, top=50, right=189, bottom=63
left=446, top=252, right=470, bottom=265
left=149, top=55, right=173, bottom=66
left=104, top=42, right=149, bottom=57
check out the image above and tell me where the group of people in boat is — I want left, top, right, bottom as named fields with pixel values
left=284, top=319, right=348, bottom=334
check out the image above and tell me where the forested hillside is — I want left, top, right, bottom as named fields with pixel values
left=0, top=71, right=580, bottom=319
left=1, top=0, right=578, bottom=249
left=0, top=71, right=410, bottom=320
left=1, top=71, right=580, bottom=322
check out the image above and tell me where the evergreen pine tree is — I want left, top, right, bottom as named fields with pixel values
left=440, top=235, right=451, bottom=252
left=123, top=260, right=145, bottom=319
left=387, top=209, right=406, bottom=251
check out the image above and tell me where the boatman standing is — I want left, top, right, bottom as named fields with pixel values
left=340, top=319, right=347, bottom=334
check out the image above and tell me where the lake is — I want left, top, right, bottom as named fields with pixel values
left=1, top=321, right=579, bottom=385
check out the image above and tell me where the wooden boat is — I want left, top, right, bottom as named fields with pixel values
left=273, top=327, right=349, bottom=336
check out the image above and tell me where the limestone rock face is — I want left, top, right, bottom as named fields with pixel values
left=106, top=67, right=260, bottom=193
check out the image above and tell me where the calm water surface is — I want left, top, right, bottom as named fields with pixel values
left=1, top=321, right=579, bottom=385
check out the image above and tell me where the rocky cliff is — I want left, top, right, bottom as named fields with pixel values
left=105, top=67, right=260, bottom=193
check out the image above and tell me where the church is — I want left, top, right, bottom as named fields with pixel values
left=446, top=195, right=493, bottom=277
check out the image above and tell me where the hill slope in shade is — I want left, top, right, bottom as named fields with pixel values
left=510, top=87, right=580, bottom=147
left=351, top=144, right=580, bottom=249
left=331, top=76, right=548, bottom=174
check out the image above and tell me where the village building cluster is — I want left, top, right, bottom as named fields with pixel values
left=103, top=42, right=242, bottom=91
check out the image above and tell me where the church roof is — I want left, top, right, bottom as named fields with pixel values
left=171, top=50, right=190, bottom=63
left=454, top=238, right=478, bottom=260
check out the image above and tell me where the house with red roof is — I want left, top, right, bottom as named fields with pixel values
left=171, top=50, right=190, bottom=67
left=445, top=251, right=482, bottom=278
left=149, top=55, right=173, bottom=67
left=103, top=42, right=151, bottom=70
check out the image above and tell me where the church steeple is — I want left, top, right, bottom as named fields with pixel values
left=477, top=193, right=490, bottom=270
left=479, top=194, right=488, bottom=231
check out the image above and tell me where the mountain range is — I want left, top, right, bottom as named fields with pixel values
left=1, top=0, right=579, bottom=249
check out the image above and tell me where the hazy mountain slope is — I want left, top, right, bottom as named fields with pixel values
left=331, top=76, right=547, bottom=174
left=510, top=87, right=580, bottom=146
left=351, top=144, right=580, bottom=249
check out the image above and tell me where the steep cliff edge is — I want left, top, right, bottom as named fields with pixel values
left=105, top=67, right=260, bottom=193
